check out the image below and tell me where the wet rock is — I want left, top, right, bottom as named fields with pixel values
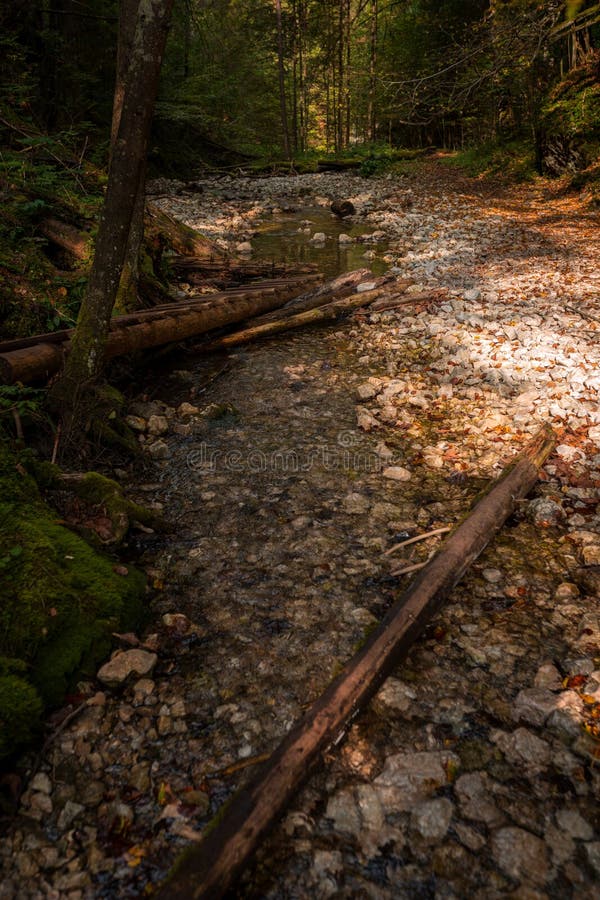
left=555, top=582, right=580, bottom=601
left=373, top=751, right=459, bottom=811
left=310, top=232, right=326, bottom=243
left=331, top=200, right=355, bottom=217
left=373, top=678, right=417, bottom=715
left=146, top=414, right=168, bottom=437
left=338, top=233, right=353, bottom=244
left=236, top=241, right=252, bottom=253
left=574, top=566, right=600, bottom=595
left=342, top=492, right=370, bottom=515
left=411, top=798, right=453, bottom=841
left=534, top=662, right=562, bottom=691
left=491, top=827, right=549, bottom=884
left=514, top=688, right=559, bottom=726
left=556, top=808, right=594, bottom=841
left=29, top=773, right=51, bottom=795
left=148, top=439, right=171, bottom=460
left=382, top=465, right=411, bottom=482
left=97, top=649, right=158, bottom=687
left=57, top=800, right=85, bottom=830
left=585, top=843, right=600, bottom=875
left=492, top=727, right=551, bottom=775
left=455, top=772, right=504, bottom=826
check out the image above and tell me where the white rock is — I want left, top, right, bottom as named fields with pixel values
left=338, top=233, right=353, bottom=244
left=147, top=415, right=169, bottom=436
left=310, top=232, right=326, bottom=243
left=148, top=440, right=171, bottom=460
left=356, top=281, right=377, bottom=293
left=382, top=466, right=411, bottom=482
left=97, top=649, right=158, bottom=687
left=236, top=241, right=252, bottom=253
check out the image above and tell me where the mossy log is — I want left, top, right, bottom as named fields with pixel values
left=0, top=276, right=321, bottom=384
left=145, top=202, right=226, bottom=259
left=154, top=425, right=555, bottom=900
left=58, top=471, right=164, bottom=546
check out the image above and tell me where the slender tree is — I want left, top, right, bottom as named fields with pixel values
left=52, top=0, right=175, bottom=439
left=275, top=0, right=291, bottom=158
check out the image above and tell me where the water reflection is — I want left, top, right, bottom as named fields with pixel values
left=251, top=206, right=389, bottom=278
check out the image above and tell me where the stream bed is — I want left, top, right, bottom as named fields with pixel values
left=2, top=163, right=600, bottom=898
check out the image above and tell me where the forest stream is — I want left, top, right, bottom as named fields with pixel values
left=2, top=163, right=600, bottom=897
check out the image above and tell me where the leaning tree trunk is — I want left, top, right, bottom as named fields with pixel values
left=51, top=0, right=175, bottom=439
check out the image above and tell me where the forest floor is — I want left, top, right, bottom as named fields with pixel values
left=2, top=159, right=600, bottom=897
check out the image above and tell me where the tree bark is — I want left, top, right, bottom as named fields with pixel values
left=51, top=0, right=175, bottom=434
left=275, top=0, right=291, bottom=158
left=0, top=278, right=320, bottom=384
left=153, top=425, right=555, bottom=900
left=203, top=286, right=386, bottom=351
left=111, top=0, right=145, bottom=314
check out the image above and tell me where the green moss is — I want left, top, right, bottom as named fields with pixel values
left=0, top=676, right=43, bottom=759
left=0, top=442, right=146, bottom=759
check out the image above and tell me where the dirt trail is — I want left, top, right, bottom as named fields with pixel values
left=1, top=162, right=600, bottom=898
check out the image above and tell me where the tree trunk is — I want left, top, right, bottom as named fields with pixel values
left=275, top=0, right=291, bottom=159
left=111, top=0, right=145, bottom=314
left=1, top=278, right=320, bottom=384
left=50, top=0, right=175, bottom=436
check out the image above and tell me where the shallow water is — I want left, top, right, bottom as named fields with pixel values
left=251, top=206, right=389, bottom=278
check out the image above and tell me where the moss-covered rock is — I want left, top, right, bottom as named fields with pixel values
left=0, top=442, right=146, bottom=760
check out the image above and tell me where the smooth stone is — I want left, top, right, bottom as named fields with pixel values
left=97, top=649, right=158, bottom=688
left=491, top=827, right=549, bottom=884
left=382, top=466, right=411, bottom=482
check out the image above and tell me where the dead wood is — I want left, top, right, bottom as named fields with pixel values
left=38, top=218, right=92, bottom=260
left=145, top=202, right=226, bottom=259
left=202, top=287, right=386, bottom=351
left=153, top=425, right=555, bottom=900
left=0, top=277, right=320, bottom=384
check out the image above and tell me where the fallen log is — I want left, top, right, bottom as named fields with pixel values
left=202, top=287, right=387, bottom=351
left=245, top=268, right=374, bottom=328
left=0, top=279, right=320, bottom=385
left=38, top=218, right=92, bottom=261
left=145, top=202, right=226, bottom=259
left=173, top=259, right=318, bottom=283
left=154, top=425, right=555, bottom=900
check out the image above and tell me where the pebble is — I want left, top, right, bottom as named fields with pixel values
left=382, top=465, right=411, bottom=481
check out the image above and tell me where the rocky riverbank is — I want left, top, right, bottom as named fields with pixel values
left=1, top=160, right=599, bottom=898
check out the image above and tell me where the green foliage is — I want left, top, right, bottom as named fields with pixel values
left=540, top=53, right=600, bottom=160
left=0, top=675, right=43, bottom=760
left=0, top=441, right=146, bottom=759
left=0, top=385, right=47, bottom=422
left=444, top=139, right=537, bottom=181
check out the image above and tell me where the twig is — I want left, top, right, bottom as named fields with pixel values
left=565, top=304, right=600, bottom=327
left=390, top=560, right=429, bottom=577
left=51, top=422, right=61, bottom=464
left=30, top=701, right=87, bottom=780
left=11, top=409, right=24, bottom=441
left=384, top=526, right=452, bottom=557
left=206, top=752, right=271, bottom=781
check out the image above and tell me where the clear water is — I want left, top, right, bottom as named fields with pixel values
left=251, top=206, right=389, bottom=278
